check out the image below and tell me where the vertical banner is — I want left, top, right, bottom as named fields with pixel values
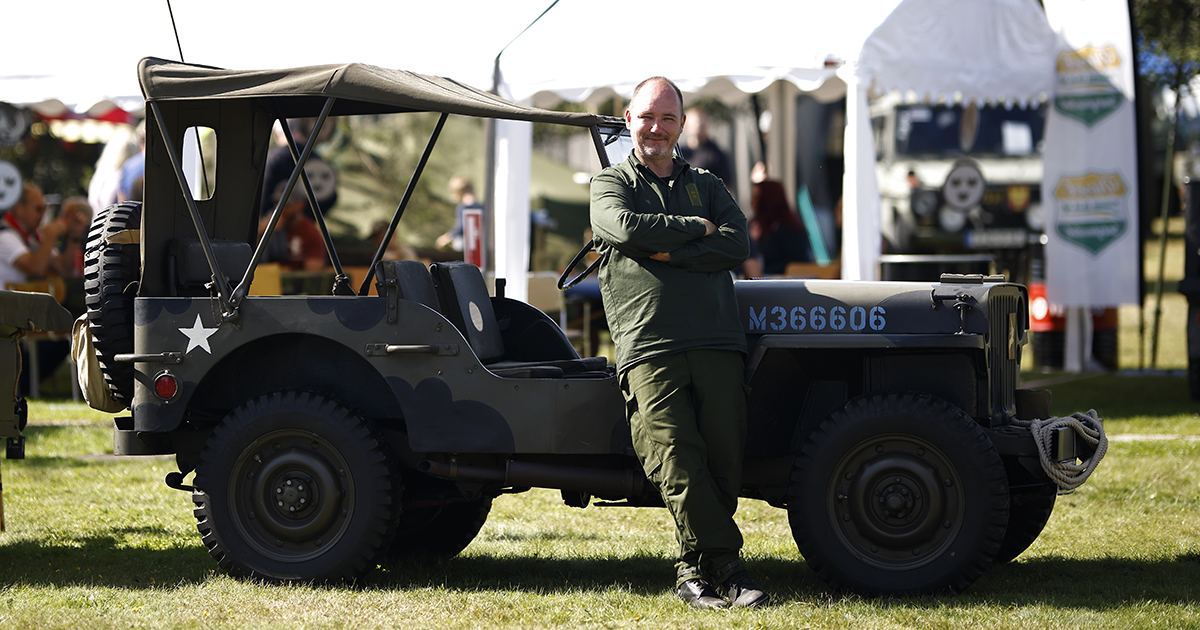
left=463, top=208, right=484, bottom=269
left=1042, top=0, right=1140, bottom=306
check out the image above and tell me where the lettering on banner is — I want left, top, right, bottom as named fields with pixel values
left=747, top=304, right=886, bottom=332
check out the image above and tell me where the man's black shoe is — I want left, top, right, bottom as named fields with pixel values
left=677, top=578, right=730, bottom=609
left=721, top=571, right=769, bottom=608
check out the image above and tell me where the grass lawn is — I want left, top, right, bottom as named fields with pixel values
left=2, top=220, right=1196, bottom=627
left=1, top=378, right=1198, bottom=629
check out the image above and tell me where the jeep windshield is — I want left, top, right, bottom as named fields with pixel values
left=889, top=103, right=1047, bottom=158
left=595, top=118, right=633, bottom=167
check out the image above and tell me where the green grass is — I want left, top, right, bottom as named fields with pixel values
left=2, top=390, right=1199, bottom=628
left=1030, top=373, right=1200, bottom=434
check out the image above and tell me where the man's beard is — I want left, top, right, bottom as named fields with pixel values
left=637, top=135, right=674, bottom=159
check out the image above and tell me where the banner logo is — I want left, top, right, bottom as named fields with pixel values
left=1054, top=46, right=1125, bottom=127
left=1053, top=172, right=1128, bottom=255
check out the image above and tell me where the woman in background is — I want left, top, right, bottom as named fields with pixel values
left=750, top=180, right=812, bottom=275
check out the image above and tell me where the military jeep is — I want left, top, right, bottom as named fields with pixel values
left=81, top=58, right=1097, bottom=595
left=871, top=94, right=1047, bottom=284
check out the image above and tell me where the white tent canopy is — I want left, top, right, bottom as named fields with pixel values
left=3, top=1, right=562, bottom=114
left=493, top=0, right=1059, bottom=295
left=860, top=0, right=1058, bottom=105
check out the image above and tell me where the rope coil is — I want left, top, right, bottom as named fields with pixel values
left=1012, top=409, right=1107, bottom=494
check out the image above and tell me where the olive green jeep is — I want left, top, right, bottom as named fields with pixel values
left=79, top=57, right=1103, bottom=595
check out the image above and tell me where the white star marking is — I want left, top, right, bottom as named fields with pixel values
left=179, top=314, right=219, bottom=354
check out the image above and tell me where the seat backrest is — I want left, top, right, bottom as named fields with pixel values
left=168, top=238, right=252, bottom=296
left=375, top=260, right=440, bottom=311
left=430, top=261, right=504, bottom=363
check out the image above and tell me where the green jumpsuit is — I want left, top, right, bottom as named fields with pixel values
left=590, top=153, right=750, bottom=586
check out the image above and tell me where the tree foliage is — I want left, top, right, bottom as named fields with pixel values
left=1135, top=0, right=1200, bottom=90
left=321, top=113, right=483, bottom=248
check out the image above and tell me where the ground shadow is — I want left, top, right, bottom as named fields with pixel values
left=2, top=529, right=1196, bottom=610
left=367, top=550, right=1200, bottom=608
left=0, top=531, right=211, bottom=589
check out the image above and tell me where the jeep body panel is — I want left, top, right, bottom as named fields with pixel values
left=128, top=295, right=623, bottom=454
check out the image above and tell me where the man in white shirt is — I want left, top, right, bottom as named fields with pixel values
left=0, top=183, right=80, bottom=286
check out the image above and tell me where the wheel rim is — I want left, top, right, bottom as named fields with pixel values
left=827, top=433, right=964, bottom=570
left=229, top=429, right=354, bottom=562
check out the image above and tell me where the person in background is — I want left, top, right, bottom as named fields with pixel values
left=589, top=76, right=767, bottom=610
left=57, top=197, right=92, bottom=277
left=1, top=183, right=86, bottom=395
left=259, top=183, right=327, bottom=272
left=750, top=180, right=812, bottom=275
left=369, top=220, right=417, bottom=262
left=88, top=125, right=140, bottom=212
left=436, top=176, right=483, bottom=251
left=117, top=120, right=146, bottom=203
left=680, top=107, right=732, bottom=187
left=0, top=183, right=81, bottom=286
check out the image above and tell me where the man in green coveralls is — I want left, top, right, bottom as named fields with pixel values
left=589, top=77, right=768, bottom=609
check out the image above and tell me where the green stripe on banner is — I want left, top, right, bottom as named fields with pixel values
left=796, top=184, right=830, bottom=266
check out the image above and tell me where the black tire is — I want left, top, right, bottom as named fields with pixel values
left=83, top=201, right=141, bottom=406
left=386, top=489, right=492, bottom=560
left=788, top=393, right=1010, bottom=595
left=191, top=391, right=397, bottom=582
left=994, top=488, right=1056, bottom=563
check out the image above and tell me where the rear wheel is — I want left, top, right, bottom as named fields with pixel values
left=788, top=393, right=1009, bottom=595
left=192, top=391, right=397, bottom=582
left=83, top=201, right=141, bottom=406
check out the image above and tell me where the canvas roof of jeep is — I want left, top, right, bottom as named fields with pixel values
left=136, top=57, right=599, bottom=126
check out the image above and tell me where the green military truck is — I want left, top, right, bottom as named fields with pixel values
left=74, top=58, right=1103, bottom=595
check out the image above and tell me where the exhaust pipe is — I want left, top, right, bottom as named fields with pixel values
left=418, top=459, right=647, bottom=498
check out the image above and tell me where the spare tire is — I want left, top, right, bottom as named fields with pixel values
left=83, top=201, right=141, bottom=407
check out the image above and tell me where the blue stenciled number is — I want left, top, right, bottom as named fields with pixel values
left=771, top=306, right=786, bottom=331
left=811, top=306, right=827, bottom=330
left=752, top=303, right=885, bottom=332
left=850, top=306, right=867, bottom=331
left=790, top=306, right=806, bottom=330
left=830, top=306, right=846, bottom=330
left=870, top=306, right=886, bottom=330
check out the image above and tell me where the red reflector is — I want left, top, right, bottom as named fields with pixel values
left=154, top=374, right=178, bottom=399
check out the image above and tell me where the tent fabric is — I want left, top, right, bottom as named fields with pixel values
left=3, top=1, right=572, bottom=115
left=138, top=58, right=598, bottom=127
left=497, top=1, right=904, bottom=107
left=858, top=0, right=1058, bottom=105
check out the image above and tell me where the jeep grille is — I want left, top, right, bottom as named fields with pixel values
left=988, top=289, right=1024, bottom=423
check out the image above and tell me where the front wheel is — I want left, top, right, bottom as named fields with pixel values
left=995, top=485, right=1056, bottom=563
left=788, top=393, right=1009, bottom=595
left=192, top=391, right=397, bottom=582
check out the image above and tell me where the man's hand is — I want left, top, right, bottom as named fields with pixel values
left=650, top=219, right=717, bottom=263
left=40, top=216, right=71, bottom=242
